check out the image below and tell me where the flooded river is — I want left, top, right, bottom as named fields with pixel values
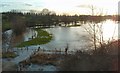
left=3, top=20, right=119, bottom=51
left=2, top=19, right=119, bottom=71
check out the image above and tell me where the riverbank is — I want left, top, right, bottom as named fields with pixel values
left=17, top=28, right=52, bottom=47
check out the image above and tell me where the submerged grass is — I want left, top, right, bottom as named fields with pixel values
left=67, top=24, right=81, bottom=27
left=2, top=52, right=17, bottom=58
left=16, top=28, right=52, bottom=47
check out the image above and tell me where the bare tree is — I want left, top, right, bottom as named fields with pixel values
left=81, top=5, right=103, bottom=50
left=40, top=8, right=50, bottom=15
left=77, top=5, right=97, bottom=50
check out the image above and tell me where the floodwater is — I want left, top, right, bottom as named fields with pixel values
left=44, top=26, right=92, bottom=51
left=42, top=19, right=119, bottom=51
left=2, top=19, right=119, bottom=71
left=3, top=20, right=118, bottom=51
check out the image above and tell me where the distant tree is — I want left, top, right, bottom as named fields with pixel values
left=41, top=8, right=50, bottom=15
left=72, top=14, right=79, bottom=25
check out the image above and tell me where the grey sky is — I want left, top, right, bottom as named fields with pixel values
left=0, top=0, right=119, bottom=15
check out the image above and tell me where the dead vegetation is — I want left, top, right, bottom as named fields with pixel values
left=60, top=40, right=119, bottom=71
left=19, top=40, right=119, bottom=71
left=19, top=52, right=65, bottom=67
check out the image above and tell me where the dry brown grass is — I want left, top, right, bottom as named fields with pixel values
left=20, top=53, right=65, bottom=66
left=60, top=40, right=119, bottom=71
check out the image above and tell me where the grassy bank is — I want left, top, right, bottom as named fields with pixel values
left=17, top=28, right=52, bottom=47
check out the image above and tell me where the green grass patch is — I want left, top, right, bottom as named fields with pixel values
left=2, top=22, right=11, bottom=32
left=16, top=28, right=52, bottom=47
left=2, top=52, right=17, bottom=58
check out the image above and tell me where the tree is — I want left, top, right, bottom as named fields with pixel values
left=82, top=5, right=103, bottom=50
left=11, top=14, right=26, bottom=35
left=41, top=8, right=50, bottom=15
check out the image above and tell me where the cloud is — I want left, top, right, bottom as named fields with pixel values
left=76, top=4, right=97, bottom=10
left=24, top=3, right=32, bottom=6
left=0, top=4, right=10, bottom=7
left=0, top=2, right=33, bottom=7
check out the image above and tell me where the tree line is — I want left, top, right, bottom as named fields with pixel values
left=2, top=9, right=114, bottom=34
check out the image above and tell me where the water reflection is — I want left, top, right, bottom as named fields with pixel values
left=101, top=20, right=118, bottom=41
left=83, top=20, right=118, bottom=42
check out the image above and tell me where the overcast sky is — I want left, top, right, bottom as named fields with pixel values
left=0, top=0, right=119, bottom=15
